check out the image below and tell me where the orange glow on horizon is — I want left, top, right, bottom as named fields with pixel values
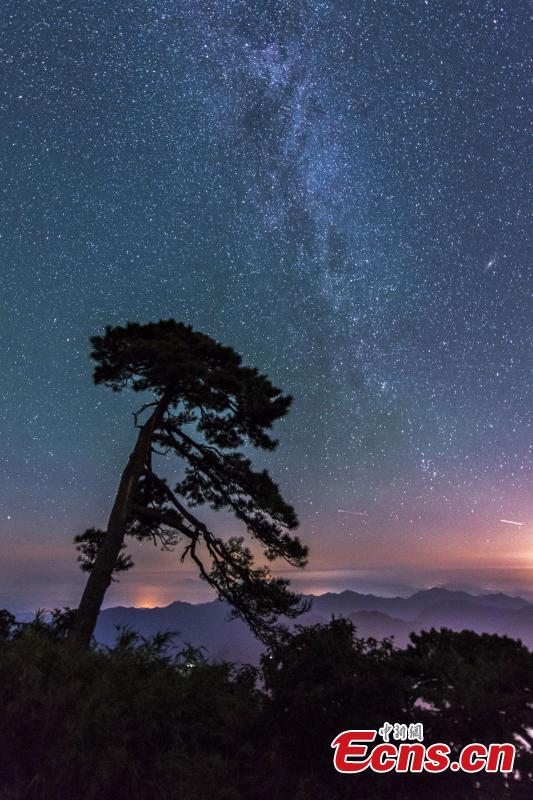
left=134, top=593, right=163, bottom=609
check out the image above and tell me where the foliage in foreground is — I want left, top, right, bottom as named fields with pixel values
left=0, top=612, right=532, bottom=800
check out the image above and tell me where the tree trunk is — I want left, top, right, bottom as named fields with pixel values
left=69, top=394, right=170, bottom=647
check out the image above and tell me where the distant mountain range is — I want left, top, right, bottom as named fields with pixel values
left=94, top=587, right=533, bottom=664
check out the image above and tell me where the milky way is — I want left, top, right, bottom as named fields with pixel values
left=1, top=1, right=531, bottom=607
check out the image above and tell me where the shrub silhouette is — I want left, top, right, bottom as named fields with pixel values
left=0, top=615, right=532, bottom=799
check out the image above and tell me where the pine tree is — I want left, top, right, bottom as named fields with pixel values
left=70, top=320, right=309, bottom=646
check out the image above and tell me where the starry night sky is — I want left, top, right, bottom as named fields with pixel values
left=1, top=1, right=532, bottom=611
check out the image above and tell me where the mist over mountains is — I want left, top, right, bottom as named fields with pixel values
left=94, top=587, right=533, bottom=664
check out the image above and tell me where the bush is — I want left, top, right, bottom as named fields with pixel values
left=0, top=619, right=259, bottom=800
left=0, top=614, right=532, bottom=799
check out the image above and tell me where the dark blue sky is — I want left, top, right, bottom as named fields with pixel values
left=1, top=1, right=531, bottom=610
